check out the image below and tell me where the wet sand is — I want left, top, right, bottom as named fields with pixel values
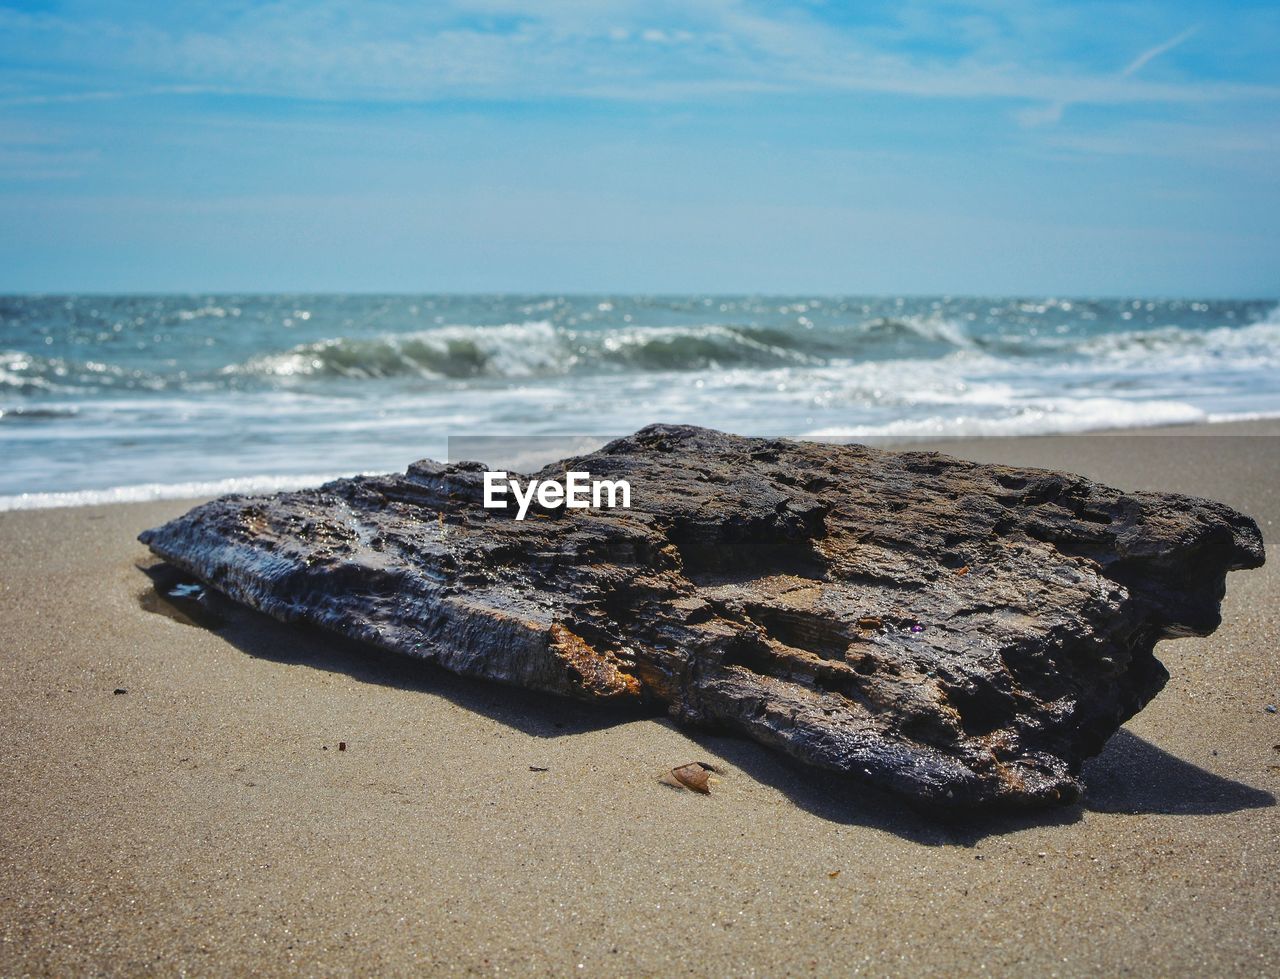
left=1, top=422, right=1277, bottom=976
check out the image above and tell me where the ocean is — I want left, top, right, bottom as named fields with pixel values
left=2, top=294, right=1278, bottom=509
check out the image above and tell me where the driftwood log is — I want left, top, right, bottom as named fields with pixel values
left=140, top=425, right=1264, bottom=809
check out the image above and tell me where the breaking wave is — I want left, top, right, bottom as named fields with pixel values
left=0, top=471, right=357, bottom=512
left=6, top=310, right=1280, bottom=396
left=3, top=294, right=1278, bottom=504
left=18, top=315, right=1280, bottom=395
left=0, top=350, right=165, bottom=394
left=1068, top=319, right=1280, bottom=370
left=209, top=315, right=982, bottom=386
left=224, top=320, right=833, bottom=383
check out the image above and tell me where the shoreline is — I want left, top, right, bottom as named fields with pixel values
left=3, top=415, right=1278, bottom=514
left=1, top=424, right=1276, bottom=974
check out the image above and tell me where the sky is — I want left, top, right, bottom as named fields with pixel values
left=0, top=0, right=1278, bottom=296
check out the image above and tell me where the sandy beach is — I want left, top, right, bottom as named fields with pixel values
left=1, top=422, right=1277, bottom=977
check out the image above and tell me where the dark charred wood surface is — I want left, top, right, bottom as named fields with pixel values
left=140, top=425, right=1264, bottom=809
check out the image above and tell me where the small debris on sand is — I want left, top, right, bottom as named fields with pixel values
left=661, top=761, right=719, bottom=794
left=113, top=688, right=127, bottom=695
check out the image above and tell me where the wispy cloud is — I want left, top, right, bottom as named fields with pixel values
left=0, top=2, right=1273, bottom=114
left=1018, top=22, right=1206, bottom=127
left=0, top=85, right=226, bottom=107
left=1121, top=25, right=1200, bottom=78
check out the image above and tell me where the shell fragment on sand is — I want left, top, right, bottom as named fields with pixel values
left=139, top=425, right=1264, bottom=809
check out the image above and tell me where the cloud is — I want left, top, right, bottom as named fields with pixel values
left=0, top=1, right=1274, bottom=118
left=0, top=85, right=225, bottom=107
left=1040, top=118, right=1280, bottom=179
left=1121, top=25, right=1200, bottom=78
left=1018, top=22, right=1205, bottom=127
left=1016, top=101, right=1066, bottom=127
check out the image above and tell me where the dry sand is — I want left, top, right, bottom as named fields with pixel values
left=1, top=423, right=1277, bottom=976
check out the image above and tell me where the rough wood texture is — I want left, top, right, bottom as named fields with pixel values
left=139, top=425, right=1264, bottom=809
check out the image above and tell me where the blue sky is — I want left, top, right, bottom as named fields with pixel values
left=1, top=0, right=1277, bottom=295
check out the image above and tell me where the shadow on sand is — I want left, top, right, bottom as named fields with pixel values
left=139, top=561, right=1275, bottom=846
left=1080, top=728, right=1275, bottom=816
